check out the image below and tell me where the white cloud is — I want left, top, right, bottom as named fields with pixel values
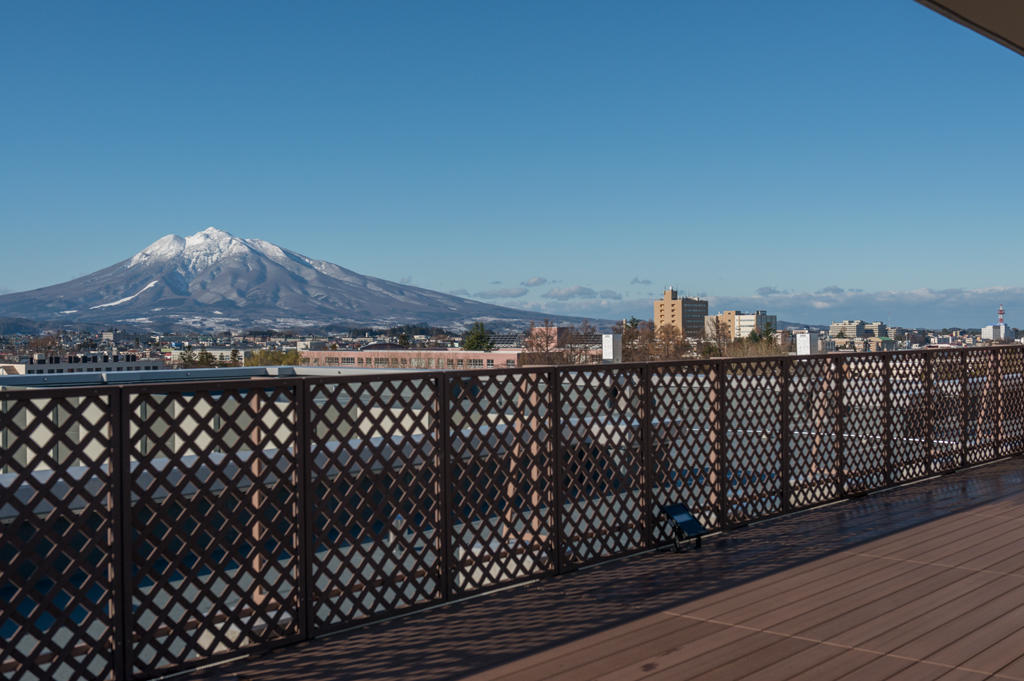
left=710, top=286, right=1024, bottom=328
left=474, top=287, right=529, bottom=299
left=543, top=286, right=598, bottom=300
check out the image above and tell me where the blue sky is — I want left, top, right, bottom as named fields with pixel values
left=2, top=1, right=1023, bottom=328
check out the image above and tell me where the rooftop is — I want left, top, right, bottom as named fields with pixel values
left=190, top=458, right=1024, bottom=681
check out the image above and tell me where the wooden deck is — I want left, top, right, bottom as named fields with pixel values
left=191, top=459, right=1024, bottom=681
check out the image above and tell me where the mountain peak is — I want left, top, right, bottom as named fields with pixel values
left=187, top=226, right=235, bottom=243
left=129, top=233, right=187, bottom=267
left=128, top=227, right=250, bottom=271
left=1, top=228, right=591, bottom=332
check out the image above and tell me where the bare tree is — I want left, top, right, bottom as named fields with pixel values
left=613, top=317, right=656, bottom=362
left=562, top=320, right=599, bottom=365
left=653, top=324, right=687, bottom=361
left=519, top=319, right=566, bottom=366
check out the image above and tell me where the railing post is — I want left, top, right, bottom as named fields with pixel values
left=924, top=352, right=934, bottom=475
left=295, top=379, right=314, bottom=640
left=994, top=348, right=1002, bottom=458
left=883, top=354, right=893, bottom=487
left=716, top=359, right=730, bottom=530
left=640, top=364, right=655, bottom=548
left=550, top=367, right=566, bottom=574
left=836, top=356, right=847, bottom=497
left=960, top=349, right=969, bottom=469
left=436, top=373, right=455, bottom=601
left=780, top=358, right=792, bottom=514
left=112, top=387, right=131, bottom=681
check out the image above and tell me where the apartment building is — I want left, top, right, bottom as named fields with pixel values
left=654, top=288, right=708, bottom=339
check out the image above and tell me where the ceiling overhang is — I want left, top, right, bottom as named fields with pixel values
left=916, top=1, right=1024, bottom=57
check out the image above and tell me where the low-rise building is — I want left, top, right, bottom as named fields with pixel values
left=706, top=310, right=777, bottom=341
left=302, top=348, right=521, bottom=370
left=22, top=353, right=165, bottom=375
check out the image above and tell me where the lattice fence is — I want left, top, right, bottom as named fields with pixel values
left=5, top=347, right=1024, bottom=680
left=558, top=366, right=645, bottom=567
left=307, top=374, right=443, bottom=632
left=125, top=382, right=302, bottom=677
left=723, top=359, right=783, bottom=524
left=446, top=370, right=556, bottom=594
left=1, top=389, right=118, bottom=681
left=649, top=361, right=721, bottom=537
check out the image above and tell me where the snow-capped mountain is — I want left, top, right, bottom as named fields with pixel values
left=0, top=227, right=582, bottom=331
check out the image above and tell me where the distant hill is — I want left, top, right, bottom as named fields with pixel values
left=0, top=317, right=46, bottom=335
left=0, top=228, right=596, bottom=333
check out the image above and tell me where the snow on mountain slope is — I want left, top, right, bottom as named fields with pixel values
left=0, top=227, right=589, bottom=331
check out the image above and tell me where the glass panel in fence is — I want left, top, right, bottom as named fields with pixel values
left=649, top=362, right=721, bottom=536
left=998, top=346, right=1024, bottom=457
left=930, top=351, right=963, bottom=472
left=558, top=366, right=644, bottom=567
left=1, top=389, right=117, bottom=681
left=126, top=384, right=301, bottom=677
left=724, top=360, right=783, bottom=523
left=890, top=353, right=930, bottom=483
left=788, top=358, right=841, bottom=509
left=308, top=376, right=442, bottom=631
left=965, top=351, right=999, bottom=464
left=446, top=371, right=556, bottom=595
left=841, top=356, right=887, bottom=493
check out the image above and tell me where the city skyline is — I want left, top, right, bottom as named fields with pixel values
left=3, top=2, right=1023, bottom=328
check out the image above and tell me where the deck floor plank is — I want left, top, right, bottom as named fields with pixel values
left=183, top=460, right=1024, bottom=681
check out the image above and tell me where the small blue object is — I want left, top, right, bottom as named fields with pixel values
left=661, top=503, right=708, bottom=550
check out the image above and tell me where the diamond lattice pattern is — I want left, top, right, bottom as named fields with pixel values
left=308, top=377, right=442, bottom=631
left=558, top=367, right=644, bottom=567
left=788, top=358, right=841, bottom=509
left=724, top=361, right=783, bottom=523
left=650, top=362, right=720, bottom=536
left=446, top=371, right=556, bottom=594
left=127, top=385, right=301, bottom=676
left=1, top=391, right=117, bottom=681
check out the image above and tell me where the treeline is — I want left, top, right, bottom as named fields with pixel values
left=347, top=324, right=450, bottom=338
left=517, top=317, right=781, bottom=366
left=178, top=348, right=243, bottom=368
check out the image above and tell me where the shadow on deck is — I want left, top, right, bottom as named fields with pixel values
left=188, top=459, right=1024, bottom=681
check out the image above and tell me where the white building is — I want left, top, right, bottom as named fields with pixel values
left=735, top=311, right=777, bottom=340
left=982, top=324, right=1014, bottom=342
left=795, top=331, right=819, bottom=356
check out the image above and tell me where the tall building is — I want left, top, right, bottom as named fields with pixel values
left=654, top=288, right=708, bottom=339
